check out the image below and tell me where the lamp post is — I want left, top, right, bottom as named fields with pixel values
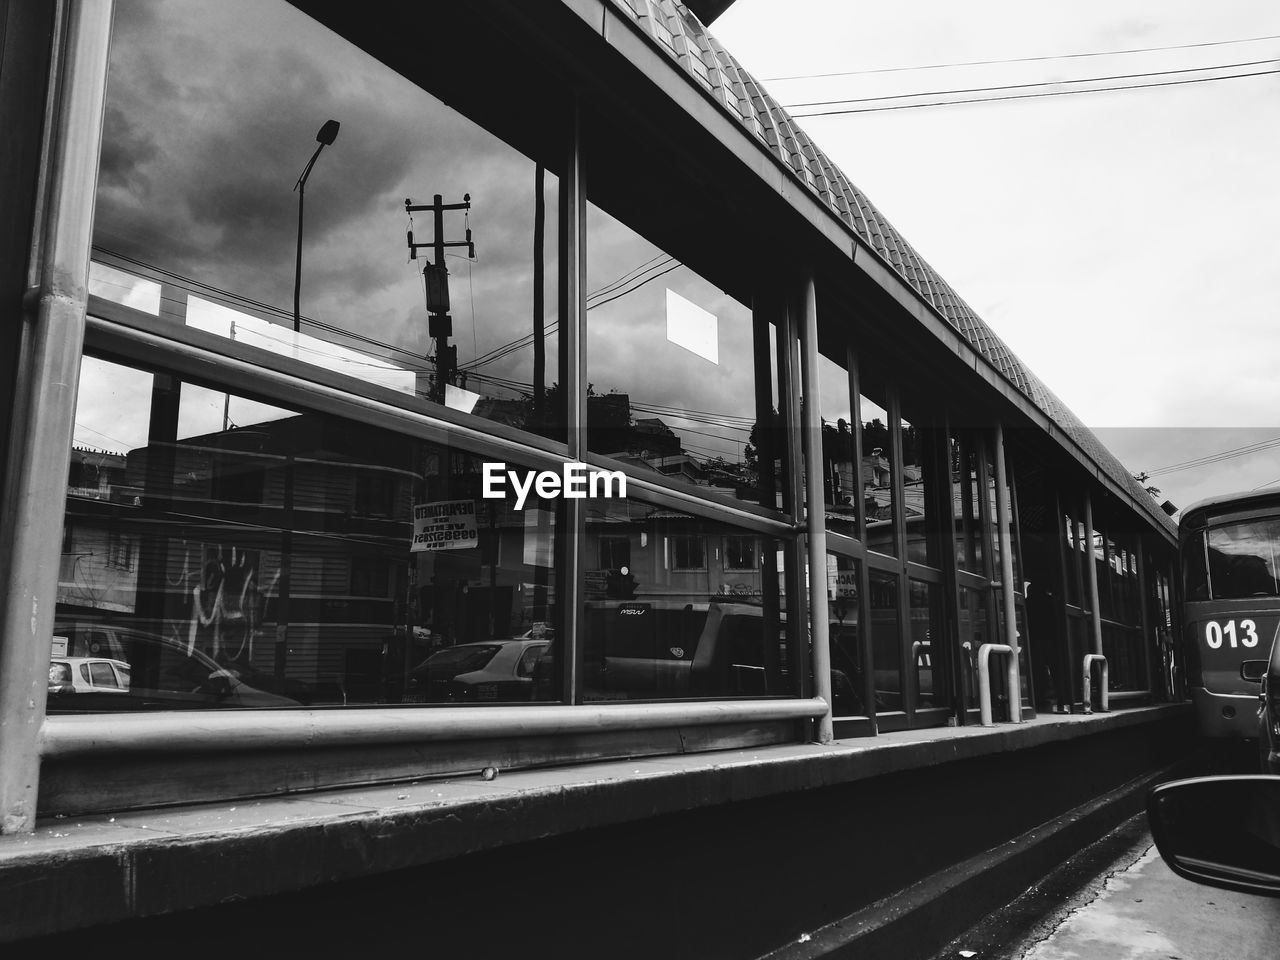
left=293, top=119, right=340, bottom=332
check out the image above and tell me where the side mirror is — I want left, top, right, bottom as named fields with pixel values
left=1147, top=776, right=1280, bottom=897
left=1242, top=660, right=1269, bottom=683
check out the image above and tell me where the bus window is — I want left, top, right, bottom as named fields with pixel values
left=1206, top=519, right=1280, bottom=599
left=1182, top=529, right=1209, bottom=601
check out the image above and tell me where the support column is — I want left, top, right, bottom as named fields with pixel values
left=0, top=0, right=115, bottom=834
left=558, top=97, right=585, bottom=705
left=1083, top=494, right=1104, bottom=656
left=798, top=273, right=833, bottom=743
left=992, top=423, right=1022, bottom=723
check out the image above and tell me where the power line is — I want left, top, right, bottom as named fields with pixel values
left=761, top=33, right=1280, bottom=82
left=782, top=56, right=1280, bottom=111
left=1144, top=435, right=1280, bottom=478
left=789, top=66, right=1280, bottom=117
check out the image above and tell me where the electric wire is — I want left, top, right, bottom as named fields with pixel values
left=782, top=56, right=1280, bottom=111
left=789, top=66, right=1280, bottom=117
left=1143, top=435, right=1280, bottom=478
left=760, top=33, right=1280, bottom=82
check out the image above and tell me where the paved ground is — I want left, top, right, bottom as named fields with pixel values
left=1016, top=841, right=1280, bottom=960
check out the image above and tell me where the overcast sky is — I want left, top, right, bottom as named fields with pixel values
left=713, top=0, right=1280, bottom=513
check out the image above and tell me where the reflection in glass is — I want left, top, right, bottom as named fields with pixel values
left=909, top=579, right=942, bottom=708
left=584, top=203, right=781, bottom=510
left=826, top=554, right=865, bottom=716
left=93, top=0, right=563, bottom=440
left=817, top=350, right=858, bottom=536
left=869, top=569, right=902, bottom=710
left=957, top=587, right=987, bottom=709
left=1205, top=517, right=1280, bottom=600
left=53, top=356, right=561, bottom=713
left=953, top=435, right=985, bottom=574
left=861, top=392, right=895, bottom=555
left=581, top=496, right=789, bottom=701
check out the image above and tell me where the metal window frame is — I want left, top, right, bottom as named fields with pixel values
left=0, top=0, right=114, bottom=835
left=0, top=4, right=832, bottom=826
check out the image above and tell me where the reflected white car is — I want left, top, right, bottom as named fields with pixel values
left=49, top=657, right=131, bottom=695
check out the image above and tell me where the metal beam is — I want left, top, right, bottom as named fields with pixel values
left=993, top=423, right=1023, bottom=722
left=798, top=273, right=833, bottom=743
left=0, top=0, right=114, bottom=834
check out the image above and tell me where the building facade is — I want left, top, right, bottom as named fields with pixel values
left=0, top=2, right=1184, bottom=942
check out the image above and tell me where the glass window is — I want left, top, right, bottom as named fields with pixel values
left=94, top=0, right=565, bottom=441
left=909, top=579, right=943, bottom=708
left=1182, top=529, right=1208, bottom=602
left=724, top=535, right=758, bottom=571
left=671, top=536, right=707, bottom=571
left=869, top=569, right=902, bottom=711
left=957, top=586, right=988, bottom=709
left=902, top=415, right=944, bottom=568
left=53, top=355, right=563, bottom=712
left=582, top=496, right=790, bottom=701
left=861, top=392, right=894, bottom=556
left=826, top=554, right=865, bottom=717
left=817, top=348, right=858, bottom=536
left=584, top=202, right=781, bottom=511
left=89, top=661, right=120, bottom=688
left=1205, top=518, right=1280, bottom=600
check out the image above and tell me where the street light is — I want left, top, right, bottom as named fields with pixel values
left=292, top=119, right=340, bottom=332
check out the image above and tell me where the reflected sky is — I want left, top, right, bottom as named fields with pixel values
left=94, top=0, right=556, bottom=418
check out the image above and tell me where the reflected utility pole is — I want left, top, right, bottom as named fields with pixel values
left=405, top=194, right=474, bottom=402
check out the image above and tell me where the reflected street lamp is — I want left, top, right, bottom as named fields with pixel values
left=293, top=119, right=340, bottom=332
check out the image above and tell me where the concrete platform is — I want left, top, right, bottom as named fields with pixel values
left=1, top=704, right=1192, bottom=946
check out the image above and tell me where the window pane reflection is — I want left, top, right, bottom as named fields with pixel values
left=869, top=569, right=902, bottom=711
left=53, top=356, right=562, bottom=713
left=909, top=579, right=942, bottom=708
left=581, top=496, right=790, bottom=701
left=861, top=393, right=895, bottom=555
left=817, top=350, right=858, bottom=536
left=957, top=586, right=987, bottom=710
left=584, top=203, right=780, bottom=510
left=94, top=0, right=564, bottom=440
left=826, top=554, right=866, bottom=716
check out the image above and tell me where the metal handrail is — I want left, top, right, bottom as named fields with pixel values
left=1083, top=654, right=1109, bottom=713
left=978, top=643, right=1019, bottom=726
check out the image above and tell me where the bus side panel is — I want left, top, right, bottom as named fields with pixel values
left=1183, top=601, right=1278, bottom=738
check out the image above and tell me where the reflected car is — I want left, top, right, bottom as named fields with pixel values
left=48, top=657, right=132, bottom=696
left=49, top=621, right=305, bottom=710
left=409, top=638, right=550, bottom=702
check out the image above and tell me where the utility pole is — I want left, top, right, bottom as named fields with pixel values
left=406, top=194, right=474, bottom=403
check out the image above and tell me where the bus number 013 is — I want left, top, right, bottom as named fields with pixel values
left=1204, top=619, right=1259, bottom=649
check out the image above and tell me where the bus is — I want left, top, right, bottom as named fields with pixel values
left=1179, top=489, right=1280, bottom=738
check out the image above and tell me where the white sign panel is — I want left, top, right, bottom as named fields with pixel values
left=411, top=500, right=478, bottom=552
left=665, top=288, right=718, bottom=364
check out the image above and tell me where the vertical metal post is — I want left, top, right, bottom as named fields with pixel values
left=798, top=273, right=833, bottom=743
left=992, top=423, right=1022, bottom=722
left=1083, top=493, right=1104, bottom=657
left=559, top=97, right=585, bottom=705
left=848, top=346, right=876, bottom=732
left=1135, top=538, right=1154, bottom=694
left=888, top=389, right=912, bottom=719
left=0, top=0, right=114, bottom=834
left=777, top=298, right=808, bottom=704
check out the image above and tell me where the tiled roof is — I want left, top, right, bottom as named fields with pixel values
left=612, top=0, right=1174, bottom=536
